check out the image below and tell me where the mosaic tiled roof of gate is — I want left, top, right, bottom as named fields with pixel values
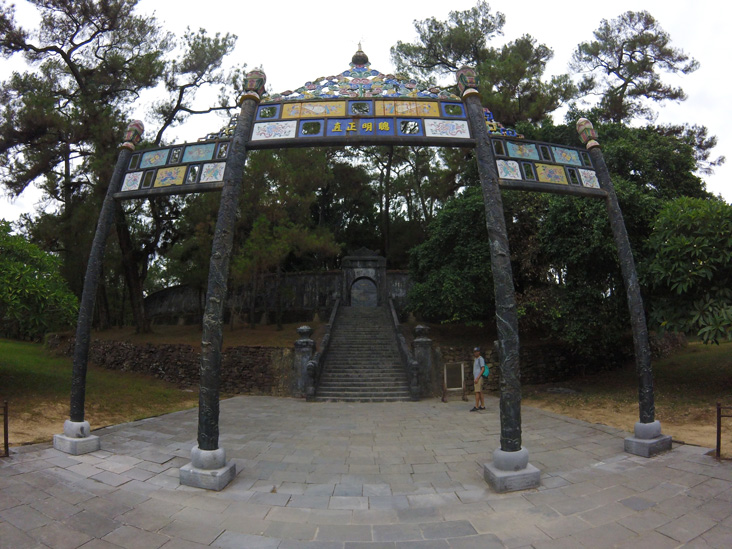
left=262, top=49, right=461, bottom=104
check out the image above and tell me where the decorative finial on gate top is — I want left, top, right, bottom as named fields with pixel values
left=121, top=120, right=144, bottom=150
left=238, top=68, right=267, bottom=105
left=577, top=118, right=600, bottom=149
left=456, top=66, right=480, bottom=99
left=351, top=45, right=369, bottom=66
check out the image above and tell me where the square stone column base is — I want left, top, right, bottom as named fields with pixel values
left=484, top=462, right=541, bottom=493
left=624, top=435, right=672, bottom=457
left=625, top=420, right=672, bottom=457
left=180, top=461, right=236, bottom=491
left=53, top=434, right=100, bottom=455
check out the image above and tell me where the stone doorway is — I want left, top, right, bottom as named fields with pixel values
left=341, top=248, right=387, bottom=307
left=351, top=277, right=378, bottom=307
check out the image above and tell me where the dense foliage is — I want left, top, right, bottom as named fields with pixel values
left=391, top=1, right=579, bottom=125
left=0, top=0, right=244, bottom=333
left=646, top=198, right=732, bottom=343
left=408, top=116, right=720, bottom=361
left=0, top=220, right=78, bottom=339
left=408, top=187, right=494, bottom=324
left=570, top=10, right=699, bottom=123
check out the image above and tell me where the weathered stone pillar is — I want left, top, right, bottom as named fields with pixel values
left=577, top=119, right=671, bottom=457
left=458, top=67, right=539, bottom=492
left=413, top=325, right=433, bottom=397
left=180, top=70, right=266, bottom=491
left=54, top=120, right=144, bottom=456
left=408, top=358, right=420, bottom=401
left=294, top=326, right=315, bottom=397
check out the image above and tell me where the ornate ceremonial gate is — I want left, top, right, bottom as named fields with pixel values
left=56, top=49, right=671, bottom=493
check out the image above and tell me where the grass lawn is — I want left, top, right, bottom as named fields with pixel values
left=0, top=338, right=199, bottom=446
left=522, top=341, right=732, bottom=456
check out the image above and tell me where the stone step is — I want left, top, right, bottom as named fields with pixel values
left=315, top=389, right=411, bottom=398
left=321, top=365, right=405, bottom=371
left=330, top=339, right=393, bottom=342
left=316, top=305, right=410, bottom=401
left=325, top=357, right=402, bottom=363
left=320, top=376, right=407, bottom=382
left=327, top=344, right=398, bottom=349
left=329, top=334, right=396, bottom=340
left=318, top=383, right=408, bottom=390
left=319, top=373, right=407, bottom=380
left=313, top=396, right=412, bottom=402
left=321, top=367, right=404, bottom=374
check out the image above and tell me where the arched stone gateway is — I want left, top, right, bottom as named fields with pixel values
left=61, top=48, right=669, bottom=494
left=342, top=247, right=387, bottom=307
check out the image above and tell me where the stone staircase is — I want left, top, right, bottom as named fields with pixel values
left=314, top=306, right=411, bottom=402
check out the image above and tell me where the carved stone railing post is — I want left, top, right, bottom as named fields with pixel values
left=413, top=325, right=433, bottom=397
left=294, top=325, right=315, bottom=398
left=408, top=358, right=420, bottom=401
left=388, top=299, right=420, bottom=400
left=576, top=118, right=671, bottom=458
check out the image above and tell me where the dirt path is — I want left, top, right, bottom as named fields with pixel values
left=522, top=397, right=730, bottom=458
left=7, top=398, right=199, bottom=448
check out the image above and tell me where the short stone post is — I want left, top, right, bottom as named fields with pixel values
left=408, top=359, right=420, bottom=401
left=413, top=325, right=433, bottom=398
left=294, top=326, right=315, bottom=398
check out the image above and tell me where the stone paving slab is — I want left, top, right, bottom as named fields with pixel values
left=1, top=395, right=731, bottom=548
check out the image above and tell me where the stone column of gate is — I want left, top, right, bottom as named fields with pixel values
left=457, top=67, right=539, bottom=491
left=53, top=121, right=144, bottom=456
left=577, top=119, right=671, bottom=457
left=179, top=70, right=266, bottom=491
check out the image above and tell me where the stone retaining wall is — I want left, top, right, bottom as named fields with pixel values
left=46, top=330, right=684, bottom=399
left=47, top=335, right=293, bottom=396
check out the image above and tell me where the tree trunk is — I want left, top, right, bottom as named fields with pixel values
left=114, top=203, right=150, bottom=333
left=95, top=279, right=110, bottom=331
left=382, top=147, right=393, bottom=258
left=118, top=280, right=126, bottom=328
left=249, top=268, right=259, bottom=329
left=198, top=286, right=204, bottom=330
left=276, top=264, right=283, bottom=331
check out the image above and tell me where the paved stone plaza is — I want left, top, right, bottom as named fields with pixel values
left=1, top=396, right=731, bottom=548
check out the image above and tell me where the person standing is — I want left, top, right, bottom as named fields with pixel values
left=471, top=346, right=486, bottom=412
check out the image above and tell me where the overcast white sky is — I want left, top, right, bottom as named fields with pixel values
left=1, top=0, right=729, bottom=222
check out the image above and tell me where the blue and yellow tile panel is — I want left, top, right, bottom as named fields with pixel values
left=115, top=139, right=232, bottom=199
left=491, top=136, right=603, bottom=195
left=250, top=99, right=471, bottom=146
